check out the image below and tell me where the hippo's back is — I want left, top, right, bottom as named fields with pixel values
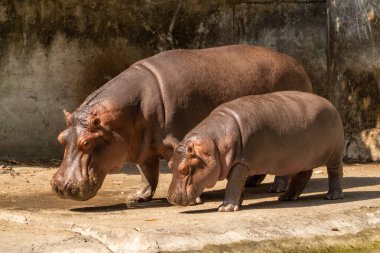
left=214, top=91, right=344, bottom=175
left=132, top=45, right=312, bottom=141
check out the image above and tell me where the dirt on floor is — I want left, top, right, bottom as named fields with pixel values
left=0, top=162, right=379, bottom=253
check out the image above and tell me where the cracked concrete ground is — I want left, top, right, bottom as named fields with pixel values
left=0, top=162, right=379, bottom=252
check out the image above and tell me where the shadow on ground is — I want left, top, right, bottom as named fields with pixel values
left=64, top=176, right=380, bottom=213
left=181, top=177, right=380, bottom=214
left=70, top=198, right=171, bottom=212
left=61, top=177, right=380, bottom=213
left=1, top=176, right=378, bottom=213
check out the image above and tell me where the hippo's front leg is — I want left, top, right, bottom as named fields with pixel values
left=127, top=155, right=160, bottom=202
left=219, top=163, right=248, bottom=212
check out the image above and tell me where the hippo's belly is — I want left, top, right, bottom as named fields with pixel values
left=246, top=141, right=332, bottom=176
left=247, top=126, right=339, bottom=176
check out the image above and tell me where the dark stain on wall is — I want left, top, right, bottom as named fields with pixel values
left=328, top=0, right=380, bottom=132
left=0, top=1, right=233, bottom=51
left=337, top=69, right=380, bottom=131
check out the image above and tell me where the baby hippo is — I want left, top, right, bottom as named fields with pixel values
left=167, top=91, right=344, bottom=212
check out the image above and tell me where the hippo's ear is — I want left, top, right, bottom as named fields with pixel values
left=193, top=139, right=213, bottom=158
left=63, top=110, right=72, bottom=126
left=163, top=136, right=179, bottom=150
left=63, top=109, right=71, bottom=120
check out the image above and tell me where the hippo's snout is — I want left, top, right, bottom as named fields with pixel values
left=51, top=173, right=99, bottom=201
left=167, top=192, right=190, bottom=206
left=168, top=175, right=200, bottom=206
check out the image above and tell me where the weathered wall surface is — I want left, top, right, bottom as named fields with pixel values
left=328, top=0, right=380, bottom=161
left=233, top=0, right=327, bottom=96
left=0, top=0, right=379, bottom=161
left=0, top=0, right=233, bottom=160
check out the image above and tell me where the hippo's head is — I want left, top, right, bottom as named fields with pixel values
left=167, top=135, right=221, bottom=206
left=51, top=107, right=131, bottom=201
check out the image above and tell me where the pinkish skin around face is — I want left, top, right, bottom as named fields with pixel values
left=51, top=109, right=129, bottom=201
left=167, top=135, right=221, bottom=206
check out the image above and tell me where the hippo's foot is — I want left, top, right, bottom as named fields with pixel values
left=245, top=174, right=266, bottom=187
left=195, top=197, right=204, bottom=205
left=278, top=171, right=312, bottom=201
left=221, top=164, right=247, bottom=212
left=278, top=191, right=299, bottom=201
left=324, top=190, right=344, bottom=200
left=218, top=202, right=240, bottom=212
left=188, top=197, right=203, bottom=206
left=268, top=176, right=289, bottom=193
left=268, top=183, right=287, bottom=193
left=127, top=187, right=154, bottom=203
left=325, top=164, right=343, bottom=200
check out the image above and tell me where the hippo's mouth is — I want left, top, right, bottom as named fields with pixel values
left=52, top=178, right=100, bottom=201
left=168, top=175, right=201, bottom=206
left=52, top=155, right=103, bottom=201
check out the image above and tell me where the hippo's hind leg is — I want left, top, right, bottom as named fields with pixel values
left=268, top=176, right=290, bottom=193
left=127, top=155, right=160, bottom=203
left=245, top=174, right=266, bottom=187
left=245, top=175, right=289, bottom=193
left=245, top=174, right=289, bottom=193
left=219, top=163, right=248, bottom=212
left=325, top=162, right=344, bottom=200
left=278, top=170, right=313, bottom=201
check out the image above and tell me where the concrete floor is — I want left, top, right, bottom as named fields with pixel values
left=0, top=163, right=379, bottom=252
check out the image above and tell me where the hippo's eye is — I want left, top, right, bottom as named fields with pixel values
left=78, top=138, right=94, bottom=153
left=178, top=163, right=190, bottom=176
left=83, top=141, right=90, bottom=148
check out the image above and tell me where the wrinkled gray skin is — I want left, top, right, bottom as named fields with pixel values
left=168, top=91, right=344, bottom=212
left=51, top=45, right=312, bottom=202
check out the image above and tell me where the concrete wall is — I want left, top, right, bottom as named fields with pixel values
left=233, top=1, right=327, bottom=96
left=328, top=0, right=380, bottom=131
left=0, top=0, right=379, bottom=161
left=328, top=0, right=380, bottom=161
left=0, top=0, right=234, bottom=160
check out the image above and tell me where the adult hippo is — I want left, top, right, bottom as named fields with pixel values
left=51, top=45, right=312, bottom=202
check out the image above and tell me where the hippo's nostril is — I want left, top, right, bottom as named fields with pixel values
left=51, top=180, right=65, bottom=196
left=63, top=181, right=70, bottom=191
left=51, top=176, right=100, bottom=201
left=67, top=182, right=81, bottom=197
left=59, top=189, right=65, bottom=197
